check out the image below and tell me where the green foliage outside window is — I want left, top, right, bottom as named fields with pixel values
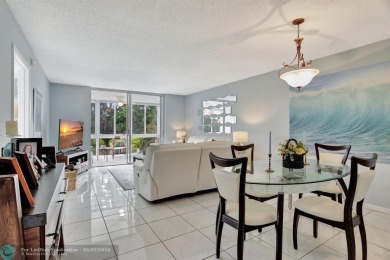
left=116, top=105, right=127, bottom=134
left=132, top=105, right=145, bottom=134
left=131, top=137, right=156, bottom=152
left=91, top=101, right=159, bottom=155
left=100, top=102, right=114, bottom=134
left=132, top=104, right=158, bottom=135
left=90, top=138, right=106, bottom=155
left=146, top=106, right=157, bottom=134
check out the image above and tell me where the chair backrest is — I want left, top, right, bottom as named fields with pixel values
left=231, top=144, right=254, bottom=163
left=115, top=140, right=126, bottom=147
left=349, top=154, right=377, bottom=202
left=209, top=152, right=247, bottom=203
left=344, top=153, right=377, bottom=219
left=315, top=143, right=351, bottom=165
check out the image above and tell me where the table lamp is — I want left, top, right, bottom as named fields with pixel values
left=233, top=131, right=248, bottom=146
left=2, top=120, right=19, bottom=157
left=176, top=130, right=187, bottom=143
left=6, top=120, right=19, bottom=136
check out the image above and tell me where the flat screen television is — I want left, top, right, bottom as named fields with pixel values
left=58, top=119, right=84, bottom=151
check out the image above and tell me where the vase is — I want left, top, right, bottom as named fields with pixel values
left=282, top=154, right=304, bottom=169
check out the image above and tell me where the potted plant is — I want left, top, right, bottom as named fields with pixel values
left=278, top=139, right=308, bottom=169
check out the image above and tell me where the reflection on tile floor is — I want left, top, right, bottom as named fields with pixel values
left=63, top=166, right=390, bottom=259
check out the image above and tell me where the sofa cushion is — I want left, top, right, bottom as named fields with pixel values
left=206, top=136, right=231, bottom=142
left=187, top=136, right=231, bottom=143
left=187, top=136, right=208, bottom=143
left=195, top=141, right=232, bottom=147
left=144, top=143, right=195, bottom=171
left=196, top=142, right=233, bottom=191
left=150, top=147, right=201, bottom=199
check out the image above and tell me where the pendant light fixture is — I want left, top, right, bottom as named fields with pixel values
left=117, top=96, right=124, bottom=107
left=279, top=18, right=319, bottom=90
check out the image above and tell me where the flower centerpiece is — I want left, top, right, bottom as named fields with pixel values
left=278, top=138, right=308, bottom=169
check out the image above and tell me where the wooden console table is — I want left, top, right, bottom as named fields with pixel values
left=22, top=163, right=67, bottom=260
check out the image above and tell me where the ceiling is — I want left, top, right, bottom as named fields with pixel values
left=6, top=0, right=390, bottom=95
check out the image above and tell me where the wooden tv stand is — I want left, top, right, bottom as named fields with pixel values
left=56, top=150, right=89, bottom=173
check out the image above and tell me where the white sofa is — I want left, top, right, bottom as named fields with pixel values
left=187, top=135, right=231, bottom=143
left=133, top=142, right=233, bottom=201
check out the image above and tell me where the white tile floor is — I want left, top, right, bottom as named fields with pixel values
left=62, top=166, right=390, bottom=259
left=92, top=154, right=128, bottom=167
left=91, top=153, right=141, bottom=167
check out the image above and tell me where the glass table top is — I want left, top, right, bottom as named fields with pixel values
left=245, top=159, right=350, bottom=185
left=236, top=159, right=351, bottom=194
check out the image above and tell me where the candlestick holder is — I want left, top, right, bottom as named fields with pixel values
left=265, top=153, right=274, bottom=173
left=304, top=154, right=310, bottom=165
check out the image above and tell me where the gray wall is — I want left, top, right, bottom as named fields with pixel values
left=185, top=71, right=290, bottom=160
left=185, top=38, right=390, bottom=209
left=185, top=39, right=390, bottom=156
left=49, top=83, right=91, bottom=152
left=164, top=94, right=186, bottom=142
left=0, top=0, right=50, bottom=146
left=313, top=39, right=390, bottom=77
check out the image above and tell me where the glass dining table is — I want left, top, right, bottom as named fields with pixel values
left=245, top=159, right=350, bottom=260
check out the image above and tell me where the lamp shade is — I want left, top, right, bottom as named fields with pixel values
left=176, top=130, right=186, bottom=138
left=280, top=68, right=319, bottom=88
left=6, top=120, right=18, bottom=136
left=117, top=96, right=125, bottom=107
left=233, top=131, right=248, bottom=143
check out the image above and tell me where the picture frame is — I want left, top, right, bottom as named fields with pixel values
left=12, top=138, right=43, bottom=170
left=0, top=175, right=25, bottom=259
left=42, top=146, right=57, bottom=168
left=33, top=88, right=43, bottom=138
left=0, top=158, right=35, bottom=208
left=14, top=151, right=39, bottom=188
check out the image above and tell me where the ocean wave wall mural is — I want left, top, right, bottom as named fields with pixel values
left=290, top=61, right=390, bottom=164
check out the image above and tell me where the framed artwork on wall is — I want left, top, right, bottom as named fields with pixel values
left=290, top=61, right=390, bottom=164
left=33, top=88, right=43, bottom=138
left=199, top=95, right=237, bottom=134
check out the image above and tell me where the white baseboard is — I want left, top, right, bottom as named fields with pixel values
left=365, top=203, right=390, bottom=215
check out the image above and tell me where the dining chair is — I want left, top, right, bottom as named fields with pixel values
left=293, top=153, right=377, bottom=260
left=224, top=145, right=277, bottom=235
left=210, top=153, right=278, bottom=260
left=299, top=143, right=351, bottom=203
left=210, top=152, right=279, bottom=260
left=231, top=144, right=278, bottom=200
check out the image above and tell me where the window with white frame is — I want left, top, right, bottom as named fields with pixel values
left=13, top=47, right=31, bottom=137
left=132, top=103, right=160, bottom=136
left=91, top=100, right=128, bottom=136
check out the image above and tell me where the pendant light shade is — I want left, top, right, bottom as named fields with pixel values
left=279, top=18, right=319, bottom=90
left=117, top=96, right=124, bottom=107
left=280, top=68, right=319, bottom=88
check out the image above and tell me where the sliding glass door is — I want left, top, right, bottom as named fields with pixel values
left=91, top=91, right=129, bottom=166
left=91, top=90, right=163, bottom=166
